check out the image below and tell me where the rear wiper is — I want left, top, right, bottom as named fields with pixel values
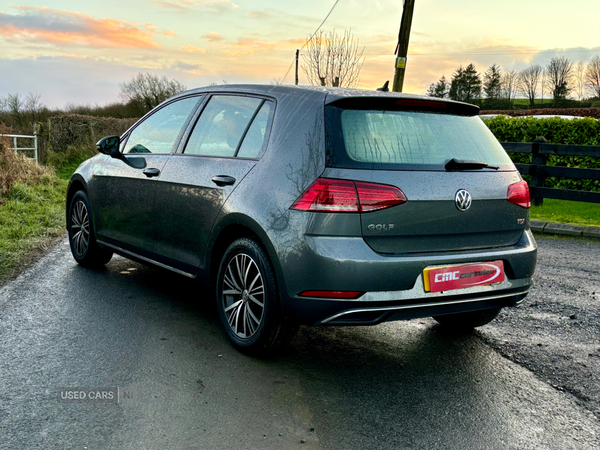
left=445, top=158, right=499, bottom=171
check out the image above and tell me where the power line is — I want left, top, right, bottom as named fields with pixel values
left=300, top=0, right=341, bottom=51
left=281, top=0, right=342, bottom=82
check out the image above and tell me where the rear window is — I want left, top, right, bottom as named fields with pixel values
left=325, top=106, right=514, bottom=171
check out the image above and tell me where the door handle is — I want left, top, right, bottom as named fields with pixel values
left=211, top=175, right=236, bottom=186
left=143, top=168, right=161, bottom=178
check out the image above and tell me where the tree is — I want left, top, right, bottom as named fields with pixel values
left=586, top=55, right=600, bottom=98
left=483, top=64, right=502, bottom=100
left=518, top=65, right=543, bottom=107
left=501, top=70, right=519, bottom=103
left=426, top=76, right=449, bottom=98
left=540, top=68, right=552, bottom=104
left=546, top=56, right=573, bottom=104
left=302, top=29, right=364, bottom=88
left=449, top=64, right=481, bottom=104
left=6, top=93, right=24, bottom=128
left=119, top=73, right=187, bottom=115
left=25, top=93, right=43, bottom=124
left=574, top=60, right=586, bottom=101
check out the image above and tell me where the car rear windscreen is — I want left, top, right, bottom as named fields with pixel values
left=325, top=106, right=514, bottom=171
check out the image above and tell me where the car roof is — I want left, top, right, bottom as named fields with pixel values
left=173, top=84, right=479, bottom=114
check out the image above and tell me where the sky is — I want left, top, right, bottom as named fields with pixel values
left=0, top=0, right=598, bottom=108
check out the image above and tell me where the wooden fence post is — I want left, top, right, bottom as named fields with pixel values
left=530, top=136, right=548, bottom=207
left=33, top=123, right=45, bottom=164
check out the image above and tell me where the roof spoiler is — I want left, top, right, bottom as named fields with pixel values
left=326, top=97, right=480, bottom=117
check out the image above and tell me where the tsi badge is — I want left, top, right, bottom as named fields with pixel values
left=367, top=224, right=395, bottom=231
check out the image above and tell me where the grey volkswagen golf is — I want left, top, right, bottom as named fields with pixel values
left=67, top=85, right=537, bottom=355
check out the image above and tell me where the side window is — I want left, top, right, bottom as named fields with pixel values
left=237, top=101, right=273, bottom=159
left=184, top=96, right=263, bottom=157
left=123, top=97, right=199, bottom=154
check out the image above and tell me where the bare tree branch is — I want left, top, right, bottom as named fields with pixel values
left=119, top=73, right=187, bottom=115
left=25, top=93, right=43, bottom=124
left=546, top=56, right=573, bottom=103
left=301, top=29, right=364, bottom=88
left=586, top=55, right=600, bottom=98
left=518, top=65, right=543, bottom=107
left=501, top=70, right=519, bottom=103
left=574, top=61, right=586, bottom=101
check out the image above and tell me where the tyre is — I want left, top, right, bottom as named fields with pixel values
left=216, top=238, right=297, bottom=356
left=433, top=307, right=501, bottom=330
left=68, top=190, right=113, bottom=267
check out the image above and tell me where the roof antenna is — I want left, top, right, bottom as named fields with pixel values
left=376, top=81, right=390, bottom=92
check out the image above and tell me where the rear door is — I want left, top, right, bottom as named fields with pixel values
left=152, top=94, right=275, bottom=272
left=324, top=99, right=528, bottom=254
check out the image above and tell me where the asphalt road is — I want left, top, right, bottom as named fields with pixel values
left=479, top=236, right=600, bottom=419
left=1, top=237, right=599, bottom=449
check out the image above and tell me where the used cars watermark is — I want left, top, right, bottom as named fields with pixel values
left=57, top=387, right=135, bottom=404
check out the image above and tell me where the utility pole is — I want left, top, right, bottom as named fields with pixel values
left=295, top=49, right=299, bottom=85
left=392, top=0, right=415, bottom=92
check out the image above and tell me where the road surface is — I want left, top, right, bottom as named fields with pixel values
left=1, top=237, right=599, bottom=449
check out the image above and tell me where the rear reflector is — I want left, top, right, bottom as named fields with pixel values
left=298, top=291, right=365, bottom=299
left=291, top=178, right=406, bottom=213
left=507, top=181, right=531, bottom=209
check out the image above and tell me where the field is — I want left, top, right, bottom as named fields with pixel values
left=530, top=198, right=600, bottom=227
left=512, top=98, right=555, bottom=107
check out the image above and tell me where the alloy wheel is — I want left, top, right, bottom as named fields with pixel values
left=71, top=200, right=90, bottom=257
left=221, top=253, right=265, bottom=339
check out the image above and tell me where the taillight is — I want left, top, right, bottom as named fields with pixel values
left=290, top=179, right=359, bottom=212
left=298, top=290, right=365, bottom=299
left=291, top=178, right=406, bottom=213
left=355, top=181, right=407, bottom=212
left=507, top=181, right=531, bottom=209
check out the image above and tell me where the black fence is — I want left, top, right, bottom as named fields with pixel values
left=501, top=137, right=600, bottom=206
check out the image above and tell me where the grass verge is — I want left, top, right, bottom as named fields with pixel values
left=0, top=143, right=94, bottom=286
left=530, top=199, right=600, bottom=227
left=0, top=175, right=68, bottom=285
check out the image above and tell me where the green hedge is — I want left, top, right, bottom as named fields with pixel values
left=483, top=116, right=600, bottom=192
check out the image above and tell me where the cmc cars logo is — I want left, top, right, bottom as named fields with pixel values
left=434, top=266, right=499, bottom=285
left=455, top=189, right=472, bottom=212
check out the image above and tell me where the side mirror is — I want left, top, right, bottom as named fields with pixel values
left=96, top=135, right=121, bottom=157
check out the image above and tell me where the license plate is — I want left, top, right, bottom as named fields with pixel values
left=423, top=261, right=505, bottom=293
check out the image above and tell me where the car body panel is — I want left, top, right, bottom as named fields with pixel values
left=92, top=154, right=171, bottom=255
left=153, top=154, right=257, bottom=272
left=322, top=167, right=527, bottom=253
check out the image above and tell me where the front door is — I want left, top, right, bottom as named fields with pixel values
left=93, top=96, right=200, bottom=256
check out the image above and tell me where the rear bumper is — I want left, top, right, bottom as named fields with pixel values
left=294, top=281, right=530, bottom=326
left=277, top=229, right=536, bottom=325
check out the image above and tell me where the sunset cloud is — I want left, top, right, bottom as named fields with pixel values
left=249, top=11, right=272, bottom=19
left=222, top=37, right=305, bottom=56
left=202, top=32, right=224, bottom=43
left=179, top=45, right=207, bottom=53
left=0, top=7, right=160, bottom=48
left=151, top=0, right=238, bottom=14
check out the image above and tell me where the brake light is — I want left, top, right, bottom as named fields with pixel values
left=291, top=179, right=359, bottom=212
left=298, top=290, right=365, bottom=299
left=507, top=181, right=531, bottom=209
left=291, top=178, right=407, bottom=213
left=395, top=99, right=447, bottom=109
